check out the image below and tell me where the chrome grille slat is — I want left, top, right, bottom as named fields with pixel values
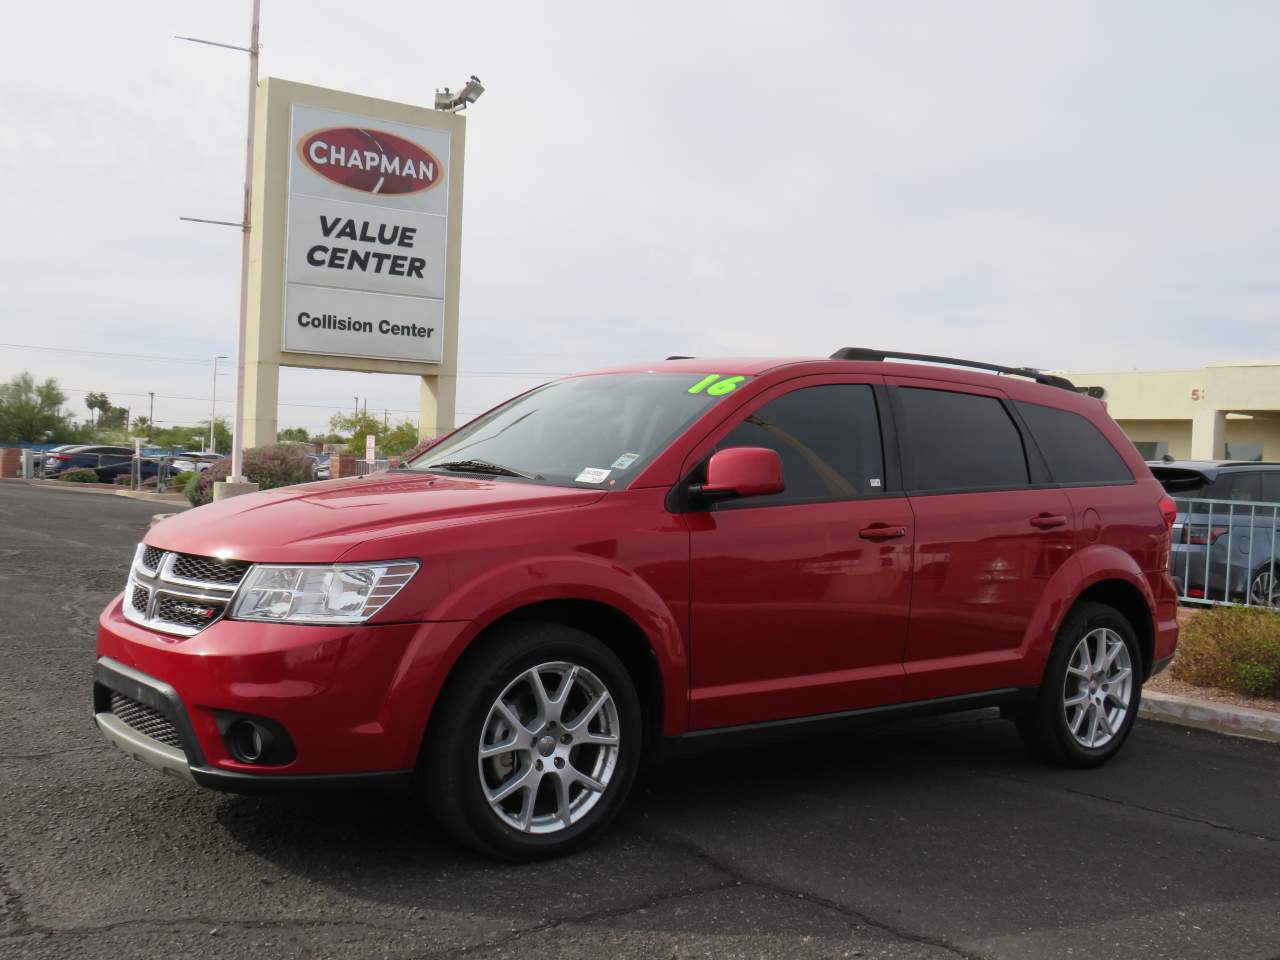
left=123, top=545, right=248, bottom=637
left=110, top=693, right=183, bottom=751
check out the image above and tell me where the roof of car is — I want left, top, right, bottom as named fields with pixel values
left=583, top=354, right=1084, bottom=398
left=1148, top=459, right=1280, bottom=478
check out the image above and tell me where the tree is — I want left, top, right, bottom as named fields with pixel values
left=132, top=415, right=151, bottom=433
left=328, top=410, right=386, bottom=456
left=383, top=420, right=421, bottom=457
left=0, top=373, right=71, bottom=442
left=277, top=426, right=311, bottom=443
left=98, top=405, right=129, bottom=430
left=84, top=391, right=109, bottom=427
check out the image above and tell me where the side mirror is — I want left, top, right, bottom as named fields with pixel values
left=693, top=447, right=784, bottom=502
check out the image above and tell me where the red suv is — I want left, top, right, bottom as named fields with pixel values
left=94, top=349, right=1179, bottom=859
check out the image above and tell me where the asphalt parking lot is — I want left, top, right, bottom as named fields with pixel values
left=1, top=482, right=1278, bottom=960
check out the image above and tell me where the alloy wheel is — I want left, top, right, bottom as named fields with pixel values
left=1249, top=567, right=1280, bottom=609
left=477, top=661, right=621, bottom=834
left=1062, top=627, right=1133, bottom=749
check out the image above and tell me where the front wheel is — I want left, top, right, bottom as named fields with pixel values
left=1020, top=601, right=1143, bottom=767
left=421, top=622, right=642, bottom=860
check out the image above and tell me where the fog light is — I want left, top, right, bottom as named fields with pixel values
left=229, top=720, right=266, bottom=763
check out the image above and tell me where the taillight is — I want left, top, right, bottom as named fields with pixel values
left=1158, top=495, right=1176, bottom=531
left=1182, top=525, right=1228, bottom=545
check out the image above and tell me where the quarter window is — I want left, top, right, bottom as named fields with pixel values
left=716, top=384, right=884, bottom=505
left=897, top=388, right=1029, bottom=492
left=1015, top=401, right=1133, bottom=485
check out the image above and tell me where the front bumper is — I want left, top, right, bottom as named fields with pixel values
left=95, top=594, right=470, bottom=790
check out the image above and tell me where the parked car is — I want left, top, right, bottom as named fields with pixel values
left=171, top=452, right=223, bottom=474
left=307, top=453, right=331, bottom=480
left=94, top=349, right=1178, bottom=859
left=45, top=445, right=134, bottom=477
left=1148, top=460, right=1280, bottom=607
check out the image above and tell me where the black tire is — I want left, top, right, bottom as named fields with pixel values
left=1019, top=601, right=1144, bottom=767
left=1248, top=563, right=1280, bottom=609
left=420, top=621, right=643, bottom=861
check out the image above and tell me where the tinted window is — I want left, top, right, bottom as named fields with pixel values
left=897, top=388, right=1028, bottom=492
left=1206, top=471, right=1261, bottom=502
left=1262, top=473, right=1280, bottom=502
left=1015, top=401, right=1133, bottom=485
left=716, top=384, right=883, bottom=505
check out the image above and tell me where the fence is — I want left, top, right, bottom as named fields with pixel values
left=1170, top=496, right=1280, bottom=610
left=356, top=459, right=391, bottom=476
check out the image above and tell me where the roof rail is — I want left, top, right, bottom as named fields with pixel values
left=828, top=347, right=1076, bottom=392
left=665, top=355, right=694, bottom=360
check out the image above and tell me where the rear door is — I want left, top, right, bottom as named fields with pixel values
left=686, top=376, right=914, bottom=729
left=888, top=380, right=1075, bottom=700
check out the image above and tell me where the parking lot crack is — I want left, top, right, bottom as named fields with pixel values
left=973, top=770, right=1280, bottom=843
left=424, top=878, right=741, bottom=958
left=634, top=826, right=988, bottom=960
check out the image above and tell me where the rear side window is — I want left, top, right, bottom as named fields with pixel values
left=1262, top=473, right=1280, bottom=502
left=896, top=388, right=1028, bottom=492
left=1015, top=401, right=1133, bottom=485
left=1207, top=472, right=1261, bottom=502
left=716, top=384, right=884, bottom=505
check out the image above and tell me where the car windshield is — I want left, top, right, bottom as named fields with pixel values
left=405, top=372, right=749, bottom=488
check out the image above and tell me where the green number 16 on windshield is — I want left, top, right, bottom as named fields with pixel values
left=687, top=374, right=745, bottom=396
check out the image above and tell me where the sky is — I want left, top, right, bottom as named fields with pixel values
left=1, top=1, right=1277, bottom=437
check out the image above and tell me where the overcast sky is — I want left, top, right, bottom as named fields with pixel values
left=2, top=1, right=1277, bottom=436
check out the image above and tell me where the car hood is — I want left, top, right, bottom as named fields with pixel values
left=145, top=471, right=607, bottom=563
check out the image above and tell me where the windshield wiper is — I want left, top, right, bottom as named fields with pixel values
left=427, top=459, right=542, bottom=480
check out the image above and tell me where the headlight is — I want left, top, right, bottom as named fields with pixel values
left=229, top=561, right=419, bottom=624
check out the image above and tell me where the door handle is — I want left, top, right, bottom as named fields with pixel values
left=859, top=523, right=907, bottom=541
left=1030, top=514, right=1068, bottom=529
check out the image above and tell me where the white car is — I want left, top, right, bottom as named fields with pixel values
left=171, top=452, right=222, bottom=473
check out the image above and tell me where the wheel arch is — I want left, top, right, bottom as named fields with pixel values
left=1069, top=579, right=1155, bottom=679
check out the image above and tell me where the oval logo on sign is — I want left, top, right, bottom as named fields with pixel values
left=298, top=127, right=443, bottom=195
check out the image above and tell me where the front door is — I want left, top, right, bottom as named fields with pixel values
left=685, top=378, right=914, bottom=730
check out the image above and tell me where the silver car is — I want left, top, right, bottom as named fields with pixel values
left=1150, top=460, right=1280, bottom=607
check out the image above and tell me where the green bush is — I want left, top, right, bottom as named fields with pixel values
left=185, top=446, right=314, bottom=506
left=1171, top=606, right=1280, bottom=698
left=57, top=468, right=100, bottom=483
left=169, top=470, right=196, bottom=491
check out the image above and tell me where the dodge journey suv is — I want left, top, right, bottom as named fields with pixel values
left=94, top=349, right=1179, bottom=859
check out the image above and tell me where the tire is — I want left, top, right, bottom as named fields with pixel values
left=1019, top=601, right=1143, bottom=767
left=421, top=621, right=643, bottom=860
left=1248, top=563, right=1280, bottom=609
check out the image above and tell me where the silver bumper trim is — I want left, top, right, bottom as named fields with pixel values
left=95, top=711, right=195, bottom=783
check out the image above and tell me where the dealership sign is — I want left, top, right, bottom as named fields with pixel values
left=283, top=105, right=450, bottom=363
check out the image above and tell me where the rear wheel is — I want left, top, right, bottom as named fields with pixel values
left=1249, top=564, right=1280, bottom=609
left=421, top=622, right=642, bottom=860
left=1020, top=602, right=1142, bottom=767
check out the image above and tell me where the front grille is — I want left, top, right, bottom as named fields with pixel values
left=124, top=545, right=250, bottom=637
left=171, top=554, right=251, bottom=586
left=110, top=693, right=182, bottom=750
left=155, top=595, right=221, bottom=629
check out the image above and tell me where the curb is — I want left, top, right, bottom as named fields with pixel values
left=114, top=490, right=189, bottom=504
left=1140, top=690, right=1280, bottom=744
left=0, top=478, right=119, bottom=495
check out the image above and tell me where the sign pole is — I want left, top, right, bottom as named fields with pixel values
left=230, top=0, right=261, bottom=483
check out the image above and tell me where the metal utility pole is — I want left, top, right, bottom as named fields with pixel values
left=148, top=392, right=154, bottom=429
left=176, top=0, right=260, bottom=481
left=211, top=355, right=229, bottom=452
left=230, top=0, right=261, bottom=482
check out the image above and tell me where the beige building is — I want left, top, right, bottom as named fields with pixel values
left=1057, top=361, right=1280, bottom=461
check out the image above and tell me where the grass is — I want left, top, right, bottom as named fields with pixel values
left=1171, top=606, right=1280, bottom=698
